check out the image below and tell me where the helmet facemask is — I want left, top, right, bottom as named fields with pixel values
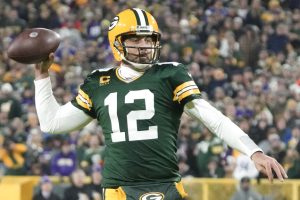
left=114, top=30, right=161, bottom=68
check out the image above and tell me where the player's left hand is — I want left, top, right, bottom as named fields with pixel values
left=251, top=151, right=288, bottom=182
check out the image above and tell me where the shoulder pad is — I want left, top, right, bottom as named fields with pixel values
left=91, top=66, right=114, bottom=74
left=156, top=62, right=182, bottom=67
left=86, top=66, right=114, bottom=81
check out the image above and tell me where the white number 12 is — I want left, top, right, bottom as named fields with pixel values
left=104, top=89, right=158, bottom=143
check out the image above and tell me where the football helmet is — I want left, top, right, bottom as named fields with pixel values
left=108, top=8, right=161, bottom=69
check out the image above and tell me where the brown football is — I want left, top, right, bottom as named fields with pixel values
left=7, top=28, right=61, bottom=64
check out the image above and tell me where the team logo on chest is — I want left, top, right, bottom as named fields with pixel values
left=139, top=192, right=164, bottom=200
left=99, top=76, right=110, bottom=85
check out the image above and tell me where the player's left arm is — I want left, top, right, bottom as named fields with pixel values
left=184, top=98, right=288, bottom=182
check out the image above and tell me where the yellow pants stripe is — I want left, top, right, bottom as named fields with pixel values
left=103, top=187, right=126, bottom=200
left=175, top=181, right=188, bottom=198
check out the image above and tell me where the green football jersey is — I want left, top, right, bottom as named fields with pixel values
left=72, top=62, right=201, bottom=187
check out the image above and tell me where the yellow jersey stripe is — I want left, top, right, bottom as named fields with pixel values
left=177, top=88, right=200, bottom=102
left=79, top=89, right=91, bottom=103
left=78, top=89, right=92, bottom=105
left=78, top=94, right=92, bottom=107
left=173, top=81, right=195, bottom=95
left=76, top=96, right=91, bottom=111
left=174, top=85, right=199, bottom=100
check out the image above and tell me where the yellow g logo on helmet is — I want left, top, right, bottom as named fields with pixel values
left=109, top=16, right=119, bottom=31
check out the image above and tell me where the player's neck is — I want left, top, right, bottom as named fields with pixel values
left=118, top=63, right=144, bottom=82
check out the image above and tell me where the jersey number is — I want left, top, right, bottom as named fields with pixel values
left=104, top=89, right=158, bottom=142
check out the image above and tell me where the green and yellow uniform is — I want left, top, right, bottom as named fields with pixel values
left=72, top=62, right=200, bottom=198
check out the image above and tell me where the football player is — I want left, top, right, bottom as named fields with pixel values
left=34, top=8, right=287, bottom=200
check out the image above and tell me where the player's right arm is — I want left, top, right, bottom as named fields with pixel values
left=34, top=53, right=93, bottom=134
left=167, top=62, right=287, bottom=182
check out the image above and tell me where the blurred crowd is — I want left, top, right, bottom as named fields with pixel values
left=0, top=0, right=300, bottom=195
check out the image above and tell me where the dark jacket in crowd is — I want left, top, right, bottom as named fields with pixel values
left=33, top=191, right=61, bottom=200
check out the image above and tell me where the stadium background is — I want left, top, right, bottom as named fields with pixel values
left=0, top=0, right=300, bottom=199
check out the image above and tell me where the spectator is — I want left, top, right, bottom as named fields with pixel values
left=232, top=119, right=259, bottom=180
left=236, top=0, right=249, bottom=19
left=51, top=139, right=76, bottom=176
left=206, top=0, right=228, bottom=20
left=207, top=68, right=227, bottom=98
left=264, top=132, right=287, bottom=164
left=63, top=169, right=91, bottom=200
left=235, top=90, right=254, bottom=120
left=287, top=141, right=300, bottom=178
left=87, top=166, right=103, bottom=200
left=249, top=118, right=269, bottom=145
left=0, top=136, right=27, bottom=175
left=9, top=117, right=27, bottom=143
left=288, top=126, right=300, bottom=149
left=38, top=137, right=55, bottom=175
left=80, top=134, right=105, bottom=172
left=231, top=177, right=263, bottom=200
left=26, top=128, right=44, bottom=174
left=194, top=128, right=225, bottom=177
left=178, top=156, right=196, bottom=178
left=76, top=129, right=92, bottom=166
left=232, top=153, right=259, bottom=180
left=0, top=8, right=26, bottom=33
left=239, top=25, right=261, bottom=69
left=275, top=116, right=292, bottom=145
left=34, top=4, right=61, bottom=29
left=261, top=0, right=286, bottom=24
left=267, top=23, right=290, bottom=54
left=244, top=0, right=264, bottom=29
left=33, top=176, right=61, bottom=200
left=25, top=112, right=40, bottom=130
left=203, top=156, right=225, bottom=178
left=0, top=83, right=22, bottom=120
left=86, top=10, right=103, bottom=41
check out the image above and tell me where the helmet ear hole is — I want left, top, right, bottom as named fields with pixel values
left=114, top=40, right=126, bottom=58
left=114, top=41, right=120, bottom=47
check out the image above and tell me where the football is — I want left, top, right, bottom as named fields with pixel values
left=7, top=28, right=61, bottom=64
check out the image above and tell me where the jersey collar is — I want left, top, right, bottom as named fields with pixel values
left=116, top=63, right=144, bottom=83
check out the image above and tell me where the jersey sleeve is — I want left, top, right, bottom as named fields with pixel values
left=71, top=77, right=97, bottom=119
left=170, top=64, right=201, bottom=105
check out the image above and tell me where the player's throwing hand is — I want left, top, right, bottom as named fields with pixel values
left=35, top=53, right=54, bottom=80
